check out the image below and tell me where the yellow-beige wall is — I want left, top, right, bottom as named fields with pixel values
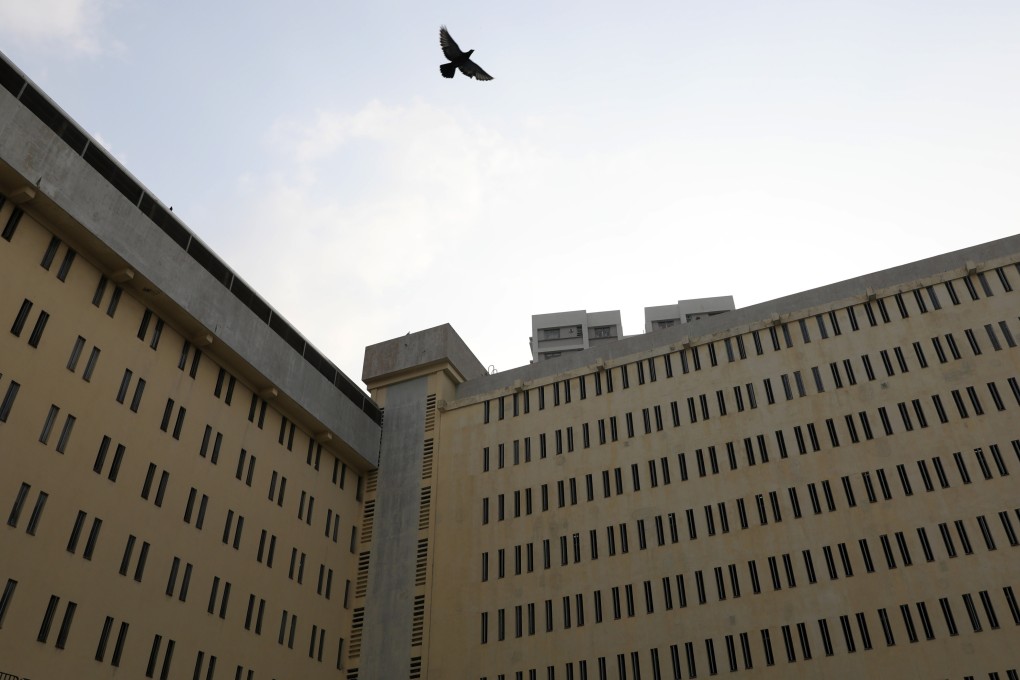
left=0, top=194, right=366, bottom=679
left=406, top=255, right=1020, bottom=680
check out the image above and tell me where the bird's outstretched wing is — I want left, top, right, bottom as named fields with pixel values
left=459, top=59, right=493, bottom=81
left=439, top=26, right=463, bottom=60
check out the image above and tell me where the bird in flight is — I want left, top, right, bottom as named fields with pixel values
left=439, top=26, right=493, bottom=81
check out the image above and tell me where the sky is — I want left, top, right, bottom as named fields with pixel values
left=2, top=1, right=1019, bottom=386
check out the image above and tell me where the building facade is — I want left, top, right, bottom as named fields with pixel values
left=531, top=310, right=623, bottom=363
left=1, top=53, right=380, bottom=680
left=373, top=239, right=1020, bottom=680
left=532, top=298, right=736, bottom=364
left=3, top=49, right=1020, bottom=680
left=645, top=295, right=736, bottom=332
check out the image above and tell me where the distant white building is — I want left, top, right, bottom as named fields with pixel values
left=530, top=297, right=736, bottom=362
left=530, top=310, right=622, bottom=362
left=644, top=295, right=735, bottom=332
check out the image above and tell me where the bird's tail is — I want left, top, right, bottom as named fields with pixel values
left=440, top=63, right=456, bottom=78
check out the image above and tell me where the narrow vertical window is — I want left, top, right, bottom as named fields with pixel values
left=10, top=299, right=33, bottom=337
left=27, top=310, right=50, bottom=347
left=82, top=348, right=101, bottom=382
left=56, top=249, right=76, bottom=282
left=106, top=286, right=123, bottom=317
left=66, top=336, right=86, bottom=371
left=2, top=206, right=24, bottom=241
left=55, top=415, right=76, bottom=454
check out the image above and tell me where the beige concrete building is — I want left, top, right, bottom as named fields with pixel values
left=1, top=53, right=378, bottom=680
left=3, top=49, right=1020, bottom=680
left=372, top=240, right=1020, bottom=680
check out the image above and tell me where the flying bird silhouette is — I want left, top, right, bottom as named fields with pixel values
left=439, top=26, right=493, bottom=81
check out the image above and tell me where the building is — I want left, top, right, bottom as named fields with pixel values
left=645, top=295, right=735, bottom=332
left=532, top=298, right=736, bottom=364
left=0, top=52, right=379, bottom=680
left=3, top=49, right=1020, bottom=680
left=531, top=310, right=623, bottom=362
left=384, top=240, right=1020, bottom=679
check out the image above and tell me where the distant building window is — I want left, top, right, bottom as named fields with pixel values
left=655, top=320, right=676, bottom=329
left=592, top=326, right=614, bottom=338
left=542, top=329, right=560, bottom=340
left=686, top=310, right=727, bottom=323
left=544, top=352, right=561, bottom=360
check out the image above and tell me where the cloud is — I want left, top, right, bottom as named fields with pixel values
left=218, top=99, right=554, bottom=379
left=214, top=97, right=675, bottom=380
left=212, top=100, right=829, bottom=379
left=0, top=0, right=115, bottom=55
left=201, top=93, right=1017, bottom=385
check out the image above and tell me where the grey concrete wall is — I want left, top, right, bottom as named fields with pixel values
left=645, top=295, right=735, bottom=331
left=530, top=309, right=624, bottom=361
left=363, top=323, right=487, bottom=384
left=359, top=377, right=428, bottom=680
left=0, top=83, right=381, bottom=466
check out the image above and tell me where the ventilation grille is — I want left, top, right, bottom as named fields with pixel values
left=356, top=552, right=370, bottom=598
left=411, top=596, right=425, bottom=648
left=418, top=486, right=431, bottom=532
left=421, top=439, right=434, bottom=480
left=415, top=538, right=428, bottom=587
left=365, top=470, right=378, bottom=496
left=424, top=394, right=436, bottom=431
left=347, top=669, right=359, bottom=680
left=361, top=500, right=375, bottom=544
left=410, top=656, right=422, bottom=679
left=349, top=608, right=365, bottom=658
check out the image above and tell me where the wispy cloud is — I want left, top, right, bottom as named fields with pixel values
left=203, top=92, right=1015, bottom=383
left=0, top=0, right=117, bottom=55
left=219, top=98, right=553, bottom=379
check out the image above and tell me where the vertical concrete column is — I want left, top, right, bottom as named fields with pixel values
left=360, top=376, right=427, bottom=680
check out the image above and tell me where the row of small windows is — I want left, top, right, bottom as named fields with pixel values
left=479, top=585, right=1020, bottom=680
left=110, top=410, right=352, bottom=547
left=479, top=443, right=1019, bottom=587
left=6, top=444, right=353, bottom=619
left=480, top=331, right=1019, bottom=477
left=480, top=394, right=1020, bottom=527
left=5, top=346, right=356, bottom=536
left=1, top=197, right=363, bottom=668
left=7, top=287, right=336, bottom=506
left=2, top=534, right=346, bottom=665
left=483, top=580, right=1018, bottom=645
left=6, top=473, right=355, bottom=594
left=482, top=495, right=1020, bottom=584
left=184, top=477, right=355, bottom=555
left=482, top=268, right=1020, bottom=425
left=0, top=581, right=342, bottom=675
left=10, top=298, right=50, bottom=348
left=197, top=423, right=354, bottom=532
left=4, top=223, right=360, bottom=505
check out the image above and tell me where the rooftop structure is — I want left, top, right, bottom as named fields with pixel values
left=644, top=295, right=736, bottom=332
left=530, top=309, right=622, bottom=362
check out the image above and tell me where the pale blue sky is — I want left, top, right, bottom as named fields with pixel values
left=3, top=1, right=1019, bottom=382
